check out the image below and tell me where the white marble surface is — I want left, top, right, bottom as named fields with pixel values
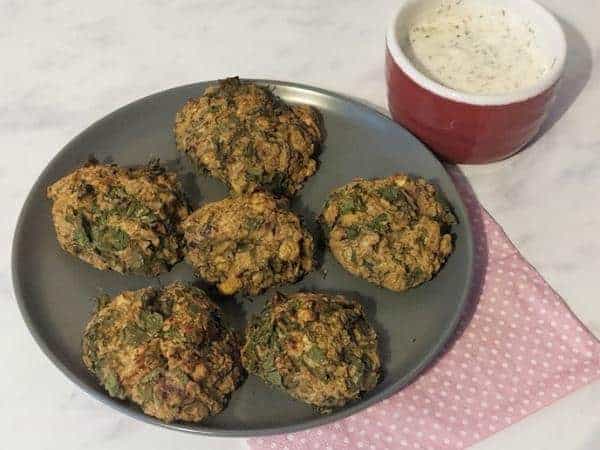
left=1, top=1, right=599, bottom=449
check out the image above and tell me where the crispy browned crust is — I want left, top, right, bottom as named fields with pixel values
left=174, top=77, right=325, bottom=196
left=182, top=192, right=314, bottom=296
left=47, top=162, right=189, bottom=275
left=82, top=282, right=244, bottom=423
left=320, top=174, right=455, bottom=292
left=242, top=292, right=380, bottom=412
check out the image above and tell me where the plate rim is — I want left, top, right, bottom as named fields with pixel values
left=11, top=78, right=474, bottom=437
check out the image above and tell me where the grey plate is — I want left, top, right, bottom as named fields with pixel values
left=12, top=79, right=473, bottom=437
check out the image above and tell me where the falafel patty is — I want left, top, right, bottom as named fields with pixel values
left=242, top=292, right=380, bottom=412
left=182, top=192, right=314, bottom=296
left=174, top=77, right=324, bottom=196
left=321, top=174, right=455, bottom=292
left=47, top=161, right=189, bottom=276
left=82, top=282, right=244, bottom=423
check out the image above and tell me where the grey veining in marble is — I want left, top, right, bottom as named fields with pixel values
left=1, top=1, right=599, bottom=449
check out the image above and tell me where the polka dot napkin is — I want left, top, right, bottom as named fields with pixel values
left=248, top=169, right=600, bottom=450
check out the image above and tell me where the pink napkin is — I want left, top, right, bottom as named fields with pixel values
left=249, top=169, right=600, bottom=450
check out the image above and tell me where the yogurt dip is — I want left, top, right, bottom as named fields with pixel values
left=402, top=0, right=551, bottom=95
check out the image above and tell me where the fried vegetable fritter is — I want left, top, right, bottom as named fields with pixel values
left=242, top=292, right=380, bottom=412
left=47, top=161, right=189, bottom=276
left=82, top=282, right=244, bottom=423
left=321, top=174, right=455, bottom=292
left=182, top=192, right=314, bottom=296
left=174, top=77, right=325, bottom=196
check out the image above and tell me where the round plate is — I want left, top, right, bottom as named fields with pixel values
left=12, top=80, right=473, bottom=436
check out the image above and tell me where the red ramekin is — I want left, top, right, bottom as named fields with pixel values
left=385, top=0, right=567, bottom=164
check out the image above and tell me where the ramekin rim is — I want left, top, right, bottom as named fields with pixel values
left=386, top=0, right=567, bottom=106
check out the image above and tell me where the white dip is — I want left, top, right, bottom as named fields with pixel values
left=402, top=0, right=551, bottom=95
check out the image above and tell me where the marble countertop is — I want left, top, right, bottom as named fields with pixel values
left=2, top=1, right=599, bottom=448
